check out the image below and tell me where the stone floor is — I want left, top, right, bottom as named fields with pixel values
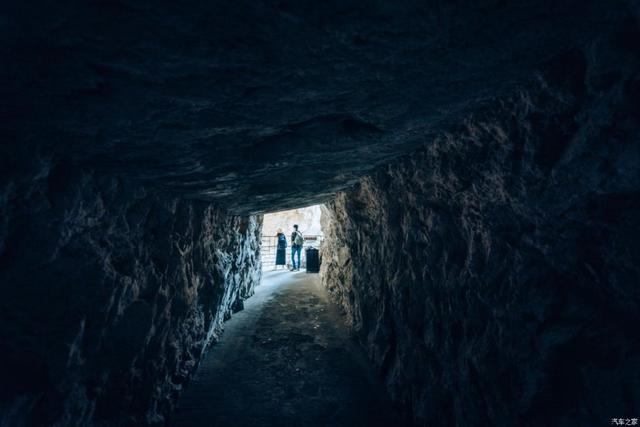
left=170, top=269, right=396, bottom=427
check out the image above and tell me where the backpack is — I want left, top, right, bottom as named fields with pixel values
left=294, top=231, right=304, bottom=246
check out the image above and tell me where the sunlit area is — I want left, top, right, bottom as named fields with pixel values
left=261, top=205, right=325, bottom=272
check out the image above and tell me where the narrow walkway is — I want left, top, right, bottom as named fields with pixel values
left=171, top=270, right=395, bottom=427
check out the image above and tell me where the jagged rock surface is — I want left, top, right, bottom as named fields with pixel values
left=321, top=44, right=640, bottom=426
left=0, top=169, right=262, bottom=426
left=2, top=0, right=633, bottom=214
left=1, top=1, right=639, bottom=426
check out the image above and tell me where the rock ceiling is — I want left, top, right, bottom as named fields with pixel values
left=1, top=0, right=623, bottom=213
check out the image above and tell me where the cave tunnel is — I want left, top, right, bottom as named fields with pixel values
left=1, top=1, right=639, bottom=426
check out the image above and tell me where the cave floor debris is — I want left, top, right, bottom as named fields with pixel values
left=171, top=270, right=395, bottom=427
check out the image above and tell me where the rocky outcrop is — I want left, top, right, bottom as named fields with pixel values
left=321, top=43, right=640, bottom=426
left=0, top=167, right=261, bottom=426
left=2, top=0, right=632, bottom=214
left=1, top=1, right=638, bottom=426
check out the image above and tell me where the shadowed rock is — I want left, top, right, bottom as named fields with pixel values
left=2, top=0, right=634, bottom=213
left=1, top=1, right=638, bottom=426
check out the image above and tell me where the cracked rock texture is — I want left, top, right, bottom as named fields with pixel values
left=2, top=0, right=634, bottom=214
left=321, top=42, right=640, bottom=427
left=0, top=168, right=262, bottom=426
left=1, top=0, right=639, bottom=426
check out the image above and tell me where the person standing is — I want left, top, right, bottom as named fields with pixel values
left=275, top=228, right=287, bottom=270
left=290, top=224, right=304, bottom=271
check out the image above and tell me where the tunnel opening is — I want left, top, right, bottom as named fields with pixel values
left=1, top=1, right=639, bottom=425
left=260, top=204, right=326, bottom=272
left=171, top=204, right=398, bottom=426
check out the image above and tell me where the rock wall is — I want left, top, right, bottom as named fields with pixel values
left=0, top=166, right=262, bottom=426
left=3, top=0, right=628, bottom=214
left=321, top=47, right=640, bottom=426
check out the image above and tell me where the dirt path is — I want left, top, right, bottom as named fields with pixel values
left=170, top=270, right=395, bottom=427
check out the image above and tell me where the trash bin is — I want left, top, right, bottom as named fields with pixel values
left=305, top=247, right=320, bottom=273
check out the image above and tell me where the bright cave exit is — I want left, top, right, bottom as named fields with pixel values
left=261, top=205, right=325, bottom=272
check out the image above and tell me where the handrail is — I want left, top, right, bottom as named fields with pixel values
left=260, top=234, right=324, bottom=267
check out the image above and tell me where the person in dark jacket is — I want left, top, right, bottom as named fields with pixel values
left=275, top=228, right=287, bottom=270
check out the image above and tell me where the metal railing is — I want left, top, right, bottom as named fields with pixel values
left=260, top=234, right=324, bottom=268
